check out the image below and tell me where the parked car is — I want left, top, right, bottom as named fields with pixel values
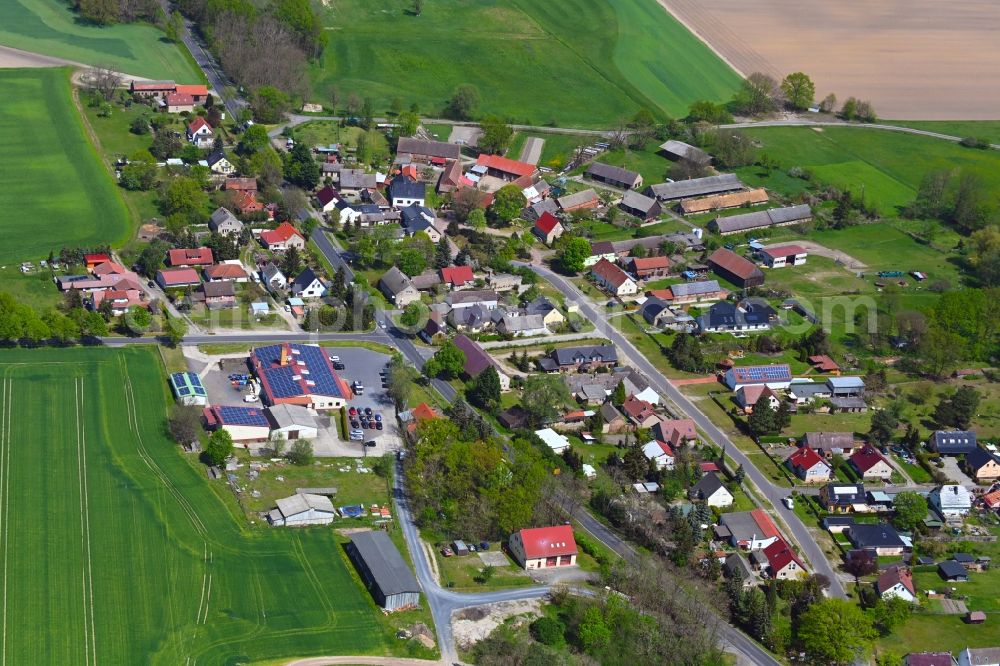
left=364, top=440, right=377, bottom=448
left=333, top=362, right=346, bottom=370
left=479, top=541, right=490, bottom=551
left=328, top=355, right=340, bottom=362
left=243, top=393, right=259, bottom=403
left=441, top=547, right=453, bottom=557
left=374, top=414, right=382, bottom=422
left=364, top=407, right=373, bottom=416
left=376, top=422, right=383, bottom=431
left=349, top=407, right=358, bottom=416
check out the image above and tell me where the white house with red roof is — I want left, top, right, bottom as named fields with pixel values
left=440, top=265, right=475, bottom=289
left=763, top=537, right=807, bottom=579
left=591, top=258, right=637, bottom=297
left=759, top=244, right=808, bottom=268
left=786, top=447, right=833, bottom=483
left=622, top=395, right=658, bottom=427
left=876, top=565, right=916, bottom=603
left=532, top=211, right=564, bottom=245
left=186, top=117, right=214, bottom=149
left=508, top=525, right=577, bottom=570
left=735, top=385, right=780, bottom=414
left=259, top=222, right=306, bottom=251
left=642, top=440, right=675, bottom=470
left=168, top=247, right=214, bottom=267
left=849, top=445, right=895, bottom=481
left=91, top=288, right=148, bottom=315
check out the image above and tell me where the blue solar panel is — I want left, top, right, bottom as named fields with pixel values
left=252, top=344, right=346, bottom=403
left=217, top=405, right=269, bottom=427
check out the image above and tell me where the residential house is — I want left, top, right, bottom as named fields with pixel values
left=396, top=137, right=461, bottom=164
left=532, top=211, right=564, bottom=245
left=225, top=177, right=257, bottom=192
left=653, top=418, right=698, bottom=448
left=723, top=554, right=756, bottom=588
left=156, top=267, right=201, bottom=289
left=209, top=207, right=244, bottom=236
left=259, top=222, right=306, bottom=252
left=204, top=263, right=249, bottom=283
left=437, top=159, right=463, bottom=193
left=199, top=281, right=236, bottom=309
left=930, top=431, right=978, bottom=456
left=958, top=648, right=1000, bottom=666
left=388, top=175, right=426, bottom=208
left=787, top=381, right=832, bottom=405
left=628, top=256, right=670, bottom=280
left=760, top=244, right=808, bottom=268
left=591, top=258, right=638, bottom=297
left=539, top=345, right=618, bottom=373
left=291, top=267, right=326, bottom=299
left=708, top=204, right=813, bottom=235
left=680, top=188, right=768, bottom=215
left=645, top=174, right=745, bottom=202
left=186, top=117, right=214, bottom=149
left=786, top=446, right=833, bottom=483
left=475, top=154, right=536, bottom=181
left=938, top=560, right=970, bottom=582
left=850, top=446, right=895, bottom=482
left=696, top=299, right=776, bottom=334
left=904, top=653, right=956, bottom=666
left=619, top=190, right=661, bottom=220
left=411, top=269, right=443, bottom=292
left=486, top=272, right=522, bottom=293
left=804, top=432, right=858, bottom=458
left=877, top=566, right=917, bottom=603
left=378, top=267, right=420, bottom=307
left=167, top=247, right=212, bottom=268
left=717, top=509, right=781, bottom=550
left=498, top=313, right=548, bottom=337
left=736, top=385, right=781, bottom=414
left=232, top=189, right=265, bottom=216
left=522, top=179, right=550, bottom=204
left=206, top=151, right=235, bottom=175
left=848, top=523, right=907, bottom=556
left=819, top=483, right=868, bottom=513
left=642, top=440, right=675, bottom=470
left=90, top=288, right=147, bottom=315
left=440, top=265, right=475, bottom=289
left=763, top=538, right=807, bottom=580
left=524, top=198, right=560, bottom=222
left=723, top=364, right=793, bottom=391
left=706, top=248, right=765, bottom=288
left=453, top=334, right=510, bottom=390
left=622, top=395, right=658, bottom=428
left=261, top=263, right=287, bottom=292
left=655, top=280, right=728, bottom=305
left=639, top=299, right=693, bottom=330
left=966, top=448, right=1000, bottom=483
left=399, top=203, right=442, bottom=242
left=508, top=525, right=577, bottom=570
left=338, top=169, right=378, bottom=196
left=586, top=162, right=642, bottom=190
left=162, top=92, right=195, bottom=113
left=690, top=472, right=734, bottom=508
left=448, top=304, right=500, bottom=333
left=315, top=185, right=341, bottom=213
left=557, top=188, right=600, bottom=213
left=931, top=485, right=973, bottom=520
left=599, top=403, right=627, bottom=434
left=446, top=290, right=499, bottom=310
left=535, top=428, right=570, bottom=453
left=584, top=240, right=618, bottom=267
left=809, top=354, right=840, bottom=374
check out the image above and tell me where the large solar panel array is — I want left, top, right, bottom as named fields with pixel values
left=733, top=365, right=791, bottom=382
left=252, top=344, right=347, bottom=403
left=216, top=405, right=269, bottom=427
left=170, top=372, right=207, bottom=398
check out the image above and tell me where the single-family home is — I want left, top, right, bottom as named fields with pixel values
left=532, top=211, right=564, bottom=245
left=261, top=262, right=287, bottom=292
left=690, top=471, right=733, bottom=508
left=388, top=175, right=426, bottom=208
left=523, top=296, right=565, bottom=327
left=204, top=262, right=249, bottom=283
left=966, top=447, right=1000, bottom=482
left=290, top=267, right=326, bottom=299
left=315, top=185, right=341, bottom=213
left=535, top=428, right=570, bottom=453
left=938, top=559, right=970, bottom=582
left=448, top=304, right=500, bottom=333
left=958, top=648, right=1000, bottom=666
left=524, top=198, right=560, bottom=222
left=819, top=483, right=868, bottom=513
left=696, top=299, right=776, bottom=334
left=599, top=403, right=627, bottom=434
left=169, top=247, right=214, bottom=267
left=538, top=344, right=618, bottom=373
left=723, top=364, right=793, bottom=391
left=621, top=395, right=658, bottom=428
left=591, top=258, right=638, bottom=297
left=209, top=207, right=244, bottom=236
left=186, top=116, right=214, bottom=149
left=642, top=440, right=675, bottom=470
left=206, top=150, right=235, bottom=175
left=759, top=244, right=808, bottom=268
left=156, top=267, right=201, bottom=289
left=785, top=446, right=833, bottom=483
left=654, top=418, right=699, bottom=448
left=735, top=385, right=781, bottom=414
left=260, top=222, right=306, bottom=252
left=848, top=523, right=907, bottom=556
left=706, top=248, right=765, bottom=288
left=930, top=485, right=973, bottom=520
left=877, top=566, right=917, bottom=603
left=232, top=189, right=264, bottom=216
left=498, top=313, right=548, bottom=337
left=440, top=265, right=475, bottom=289
left=585, top=162, right=642, bottom=190
left=763, top=538, right=807, bottom=580
left=400, top=203, right=442, bottom=242
left=803, top=432, right=858, bottom=458
left=162, top=91, right=195, bottom=113
left=930, top=431, right=978, bottom=456
left=453, top=334, right=511, bottom=391
left=717, top=508, right=781, bottom=550
left=619, top=190, right=661, bottom=221
left=338, top=168, right=377, bottom=196
left=557, top=188, right=600, bottom=213
left=198, top=280, right=236, bottom=309
left=508, top=525, right=577, bottom=570
left=378, top=267, right=421, bottom=307
left=849, top=446, right=895, bottom=482
left=655, top=280, right=729, bottom=305
left=446, top=289, right=499, bottom=310
left=584, top=240, right=618, bottom=268
left=90, top=288, right=148, bottom=315
left=723, top=554, right=756, bottom=588
left=787, top=381, right=832, bottom=405
left=628, top=256, right=670, bottom=280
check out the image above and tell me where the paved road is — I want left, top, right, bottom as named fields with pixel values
left=515, top=261, right=847, bottom=599
left=99, top=331, right=392, bottom=347
left=270, top=114, right=615, bottom=139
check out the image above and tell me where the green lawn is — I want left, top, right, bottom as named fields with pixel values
left=882, top=121, right=1000, bottom=144
left=0, top=346, right=422, bottom=663
left=0, top=69, right=130, bottom=264
left=312, top=0, right=739, bottom=127
left=0, top=0, right=203, bottom=81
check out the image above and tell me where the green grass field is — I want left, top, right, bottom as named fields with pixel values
left=313, top=0, right=739, bottom=127
left=0, top=346, right=419, bottom=664
left=0, top=0, right=202, bottom=81
left=0, top=68, right=130, bottom=264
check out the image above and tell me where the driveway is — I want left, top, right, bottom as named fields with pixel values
left=940, top=457, right=975, bottom=486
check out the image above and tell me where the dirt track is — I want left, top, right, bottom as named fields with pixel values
left=0, top=44, right=84, bottom=69
left=657, top=0, right=1000, bottom=120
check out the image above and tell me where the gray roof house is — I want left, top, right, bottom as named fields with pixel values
left=379, top=266, right=421, bottom=307
left=619, top=190, right=662, bottom=220
left=291, top=266, right=327, bottom=299
left=261, top=262, right=286, bottom=291
left=524, top=198, right=560, bottom=221
left=346, top=531, right=421, bottom=611
left=930, top=430, right=978, bottom=455
left=209, top=207, right=244, bottom=235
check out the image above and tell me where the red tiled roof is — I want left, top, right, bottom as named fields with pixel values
left=984, top=489, right=1000, bottom=508
left=877, top=566, right=915, bottom=596
left=260, top=222, right=303, bottom=246
left=656, top=418, right=698, bottom=446
left=165, top=92, right=195, bottom=106
left=225, top=177, right=258, bottom=191
left=131, top=81, right=175, bottom=92
left=739, top=384, right=775, bottom=406
left=476, top=154, right=536, bottom=178
left=631, top=256, right=670, bottom=270
left=205, top=263, right=248, bottom=280
left=411, top=403, right=437, bottom=422
left=707, top=248, right=761, bottom=280
left=92, top=260, right=127, bottom=276
left=764, top=537, right=804, bottom=572
left=751, top=508, right=781, bottom=539
left=622, top=395, right=655, bottom=420
left=84, top=253, right=111, bottom=265
left=517, top=525, right=577, bottom=559
left=809, top=354, right=840, bottom=372
left=591, top=258, right=633, bottom=289
left=440, top=266, right=474, bottom=286
left=157, top=267, right=201, bottom=286
left=175, top=84, right=208, bottom=97
left=787, top=446, right=829, bottom=473
left=534, top=211, right=561, bottom=235
left=169, top=247, right=214, bottom=266
left=188, top=117, right=212, bottom=134
left=850, top=445, right=889, bottom=473
left=233, top=190, right=263, bottom=212
left=763, top=244, right=807, bottom=258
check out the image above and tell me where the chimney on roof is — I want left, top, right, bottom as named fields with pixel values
left=280, top=344, right=289, bottom=367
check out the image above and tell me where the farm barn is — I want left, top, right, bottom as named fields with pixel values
left=346, top=531, right=421, bottom=611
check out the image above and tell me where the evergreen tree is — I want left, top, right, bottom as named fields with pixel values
left=933, top=386, right=981, bottom=429
left=611, top=380, right=627, bottom=406
left=734, top=464, right=746, bottom=486
left=434, top=237, right=452, bottom=269
left=748, top=401, right=779, bottom=436
left=467, top=366, right=501, bottom=410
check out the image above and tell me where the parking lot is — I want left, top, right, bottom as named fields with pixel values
left=196, top=345, right=402, bottom=458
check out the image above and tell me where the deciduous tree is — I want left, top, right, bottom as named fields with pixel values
left=781, top=72, right=816, bottom=110
left=446, top=84, right=480, bottom=120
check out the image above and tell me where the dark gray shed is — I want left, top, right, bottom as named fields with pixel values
left=346, top=531, right=421, bottom=611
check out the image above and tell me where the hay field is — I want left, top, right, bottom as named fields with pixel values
left=0, top=347, right=390, bottom=664
left=657, top=0, right=1000, bottom=120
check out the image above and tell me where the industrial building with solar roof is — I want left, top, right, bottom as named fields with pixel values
left=250, top=343, right=353, bottom=410
left=203, top=404, right=272, bottom=442
left=169, top=372, right=208, bottom=405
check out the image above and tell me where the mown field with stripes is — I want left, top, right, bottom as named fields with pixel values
left=0, top=347, right=389, bottom=664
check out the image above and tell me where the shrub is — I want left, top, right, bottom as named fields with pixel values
left=529, top=617, right=565, bottom=646
left=959, top=136, right=990, bottom=150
